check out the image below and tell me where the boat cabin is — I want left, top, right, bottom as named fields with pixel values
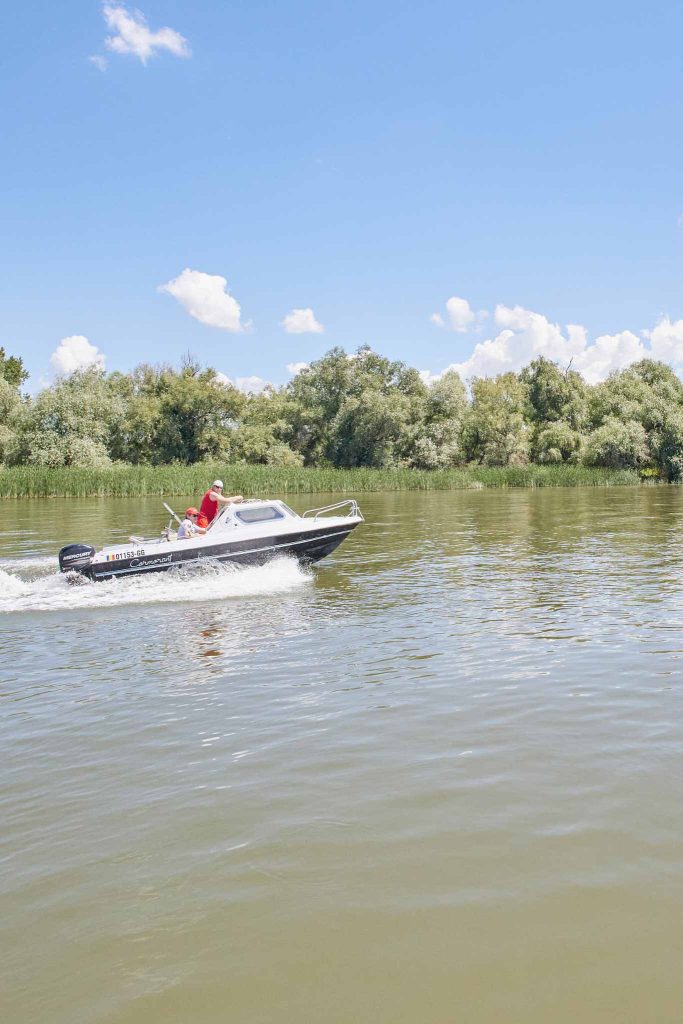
left=210, top=499, right=299, bottom=533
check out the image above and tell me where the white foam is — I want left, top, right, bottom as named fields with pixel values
left=0, top=569, right=30, bottom=599
left=0, top=557, right=311, bottom=615
left=0, top=555, right=56, bottom=573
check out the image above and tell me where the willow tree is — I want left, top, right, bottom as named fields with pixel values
left=407, top=370, right=468, bottom=469
left=10, top=367, right=124, bottom=467
left=107, top=361, right=246, bottom=464
left=287, top=346, right=429, bottom=467
left=0, top=347, right=28, bottom=463
left=588, top=360, right=683, bottom=474
left=463, top=372, right=530, bottom=465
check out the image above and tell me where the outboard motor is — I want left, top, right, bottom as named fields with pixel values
left=59, top=543, right=95, bottom=575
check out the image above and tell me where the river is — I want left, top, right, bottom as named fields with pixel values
left=2, top=487, right=683, bottom=1023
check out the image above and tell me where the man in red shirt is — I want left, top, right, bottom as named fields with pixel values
left=198, top=479, right=243, bottom=527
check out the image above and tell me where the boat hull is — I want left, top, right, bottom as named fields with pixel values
left=75, top=521, right=358, bottom=582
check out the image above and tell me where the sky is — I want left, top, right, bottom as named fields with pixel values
left=2, top=0, right=683, bottom=392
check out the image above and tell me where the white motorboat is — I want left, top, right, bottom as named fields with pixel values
left=58, top=498, right=363, bottom=582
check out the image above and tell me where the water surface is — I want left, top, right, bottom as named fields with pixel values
left=2, top=488, right=683, bottom=1023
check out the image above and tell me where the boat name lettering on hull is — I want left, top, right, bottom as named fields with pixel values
left=129, top=554, right=173, bottom=569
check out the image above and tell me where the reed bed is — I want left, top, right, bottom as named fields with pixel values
left=0, top=463, right=644, bottom=498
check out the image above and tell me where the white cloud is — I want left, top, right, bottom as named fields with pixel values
left=281, top=308, right=324, bottom=334
left=89, top=54, right=108, bottom=71
left=644, top=317, right=683, bottom=364
left=286, top=361, right=309, bottom=376
left=159, top=269, right=245, bottom=332
left=446, top=296, right=476, bottom=332
left=236, top=375, right=272, bottom=395
left=102, top=4, right=190, bottom=64
left=50, top=336, right=105, bottom=376
left=431, top=296, right=487, bottom=332
left=213, top=372, right=234, bottom=388
left=575, top=330, right=646, bottom=384
left=212, top=372, right=272, bottom=395
left=420, top=303, right=681, bottom=386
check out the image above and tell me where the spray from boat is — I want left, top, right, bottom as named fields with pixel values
left=0, top=555, right=311, bottom=615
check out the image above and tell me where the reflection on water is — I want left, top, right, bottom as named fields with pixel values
left=2, top=488, right=683, bottom=1023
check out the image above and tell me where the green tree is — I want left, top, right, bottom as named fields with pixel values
left=230, top=389, right=304, bottom=465
left=0, top=348, right=28, bottom=390
left=463, top=372, right=530, bottom=465
left=287, top=347, right=428, bottom=467
left=329, top=389, right=414, bottom=467
left=532, top=420, right=584, bottom=464
left=284, top=348, right=354, bottom=464
left=156, top=361, right=245, bottom=463
left=0, top=379, right=22, bottom=463
left=650, top=412, right=683, bottom=481
left=584, top=417, right=649, bottom=469
left=0, top=347, right=28, bottom=463
left=520, top=356, right=588, bottom=428
left=407, top=370, right=468, bottom=469
left=106, top=366, right=164, bottom=464
left=229, top=422, right=304, bottom=466
left=588, top=360, right=683, bottom=472
left=10, top=368, right=124, bottom=467
left=108, top=361, right=246, bottom=464
left=589, top=360, right=683, bottom=432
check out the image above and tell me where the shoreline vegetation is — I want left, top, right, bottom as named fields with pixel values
left=0, top=464, right=651, bottom=498
left=3, top=347, right=683, bottom=490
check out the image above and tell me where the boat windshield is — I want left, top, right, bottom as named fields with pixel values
left=234, top=505, right=286, bottom=524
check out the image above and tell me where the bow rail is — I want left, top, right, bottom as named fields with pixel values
left=302, top=499, right=363, bottom=521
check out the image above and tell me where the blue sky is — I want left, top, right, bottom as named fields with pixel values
left=2, top=1, right=683, bottom=390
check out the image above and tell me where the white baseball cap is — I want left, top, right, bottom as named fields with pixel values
left=212, top=479, right=224, bottom=488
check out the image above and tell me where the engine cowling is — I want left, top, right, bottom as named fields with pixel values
left=59, top=543, right=95, bottom=574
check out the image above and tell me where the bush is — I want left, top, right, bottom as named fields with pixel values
left=584, top=418, right=649, bottom=469
left=651, top=413, right=683, bottom=481
left=407, top=421, right=463, bottom=469
left=533, top=421, right=584, bottom=464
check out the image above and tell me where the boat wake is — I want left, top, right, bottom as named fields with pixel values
left=0, top=555, right=311, bottom=614
left=0, top=554, right=58, bottom=575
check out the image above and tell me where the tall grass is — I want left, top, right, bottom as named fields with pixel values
left=0, top=463, right=645, bottom=498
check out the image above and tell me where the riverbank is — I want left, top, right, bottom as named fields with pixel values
left=0, top=463, right=650, bottom=497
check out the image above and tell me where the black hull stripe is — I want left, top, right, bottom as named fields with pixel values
left=89, top=526, right=355, bottom=579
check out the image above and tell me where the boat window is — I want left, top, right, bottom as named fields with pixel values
left=235, top=506, right=285, bottom=524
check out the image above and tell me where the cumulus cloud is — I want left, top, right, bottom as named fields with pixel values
left=235, top=375, right=272, bottom=395
left=159, top=269, right=245, bottom=332
left=50, top=336, right=105, bottom=376
left=418, top=369, right=440, bottom=386
left=89, top=54, right=108, bottom=71
left=431, top=296, right=487, bottom=333
left=422, top=302, right=683, bottom=387
left=644, top=317, right=683, bottom=364
left=281, top=308, right=324, bottom=334
left=213, top=372, right=234, bottom=388
left=212, top=372, right=272, bottom=395
left=286, top=361, right=309, bottom=376
left=446, top=296, right=476, bottom=332
left=100, top=4, right=190, bottom=64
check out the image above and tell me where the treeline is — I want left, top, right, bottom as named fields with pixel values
left=2, top=345, right=683, bottom=479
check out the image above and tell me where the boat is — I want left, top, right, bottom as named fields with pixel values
left=58, top=498, right=363, bottom=582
